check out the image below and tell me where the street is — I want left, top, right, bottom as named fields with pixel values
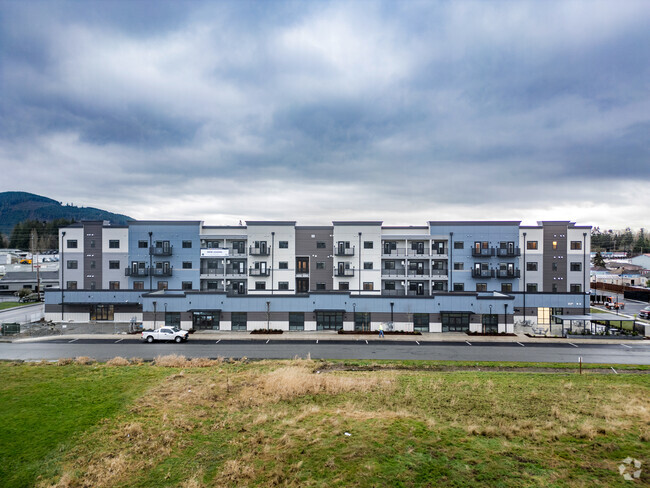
left=0, top=303, right=44, bottom=325
left=2, top=337, right=649, bottom=364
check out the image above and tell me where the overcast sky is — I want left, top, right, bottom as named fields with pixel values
left=1, top=1, right=648, bottom=229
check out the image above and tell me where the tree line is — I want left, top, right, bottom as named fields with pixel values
left=591, top=227, right=650, bottom=254
left=1, top=219, right=75, bottom=251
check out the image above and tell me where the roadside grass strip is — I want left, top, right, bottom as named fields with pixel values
left=0, top=357, right=648, bottom=487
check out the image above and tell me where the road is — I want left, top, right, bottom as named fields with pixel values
left=0, top=303, right=44, bottom=324
left=2, top=338, right=649, bottom=364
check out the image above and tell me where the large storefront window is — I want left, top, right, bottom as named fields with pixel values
left=193, top=311, right=220, bottom=330
left=354, top=312, right=371, bottom=331
left=231, top=312, right=247, bottom=331
left=413, top=313, right=429, bottom=332
left=90, top=304, right=114, bottom=321
left=316, top=311, right=343, bottom=331
left=289, top=312, right=304, bottom=331
left=482, top=314, right=498, bottom=333
left=441, top=312, right=471, bottom=332
left=165, top=312, right=181, bottom=328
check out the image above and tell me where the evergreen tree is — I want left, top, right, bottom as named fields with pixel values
left=593, top=251, right=606, bottom=268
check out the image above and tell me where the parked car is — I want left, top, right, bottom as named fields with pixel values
left=142, top=327, right=189, bottom=343
left=19, top=292, right=42, bottom=303
left=605, top=301, right=625, bottom=311
left=638, top=306, right=650, bottom=320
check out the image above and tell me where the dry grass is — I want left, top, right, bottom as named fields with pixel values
left=153, top=354, right=189, bottom=367
left=105, top=357, right=130, bottom=367
left=56, top=358, right=73, bottom=366
left=74, top=356, right=95, bottom=365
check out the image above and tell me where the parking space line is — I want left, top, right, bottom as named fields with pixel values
left=365, top=340, right=368, bottom=345
left=415, top=340, right=420, bottom=345
left=516, top=342, right=525, bottom=347
left=316, top=339, right=319, bottom=344
left=568, top=343, right=578, bottom=348
left=114, top=338, right=123, bottom=344
left=266, top=339, right=270, bottom=344
left=621, top=344, right=632, bottom=349
left=465, top=341, right=472, bottom=346
left=215, top=339, right=221, bottom=344
left=68, top=338, right=78, bottom=343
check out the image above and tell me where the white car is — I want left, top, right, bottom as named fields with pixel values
left=142, top=327, right=189, bottom=343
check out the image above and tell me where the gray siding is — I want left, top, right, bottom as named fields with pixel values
left=543, top=223, right=568, bottom=292
left=83, top=222, right=103, bottom=289
left=295, top=227, right=333, bottom=291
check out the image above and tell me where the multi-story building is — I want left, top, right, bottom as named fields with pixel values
left=46, top=219, right=591, bottom=333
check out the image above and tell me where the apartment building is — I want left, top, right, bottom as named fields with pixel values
left=46, top=219, right=590, bottom=332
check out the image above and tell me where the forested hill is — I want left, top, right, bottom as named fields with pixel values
left=0, top=191, right=132, bottom=237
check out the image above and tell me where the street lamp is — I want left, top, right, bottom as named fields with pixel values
left=504, top=304, right=508, bottom=333
left=522, top=232, right=526, bottom=326
left=153, top=301, right=157, bottom=329
left=61, top=231, right=66, bottom=321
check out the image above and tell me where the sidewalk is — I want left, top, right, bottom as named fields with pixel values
left=12, top=330, right=649, bottom=345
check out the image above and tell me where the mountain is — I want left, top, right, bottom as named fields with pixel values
left=0, top=191, right=133, bottom=236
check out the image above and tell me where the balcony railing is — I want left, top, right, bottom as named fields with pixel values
left=407, top=249, right=430, bottom=257
left=471, top=269, right=495, bottom=278
left=382, top=289, right=406, bottom=296
left=430, top=269, right=448, bottom=276
left=150, top=268, right=173, bottom=277
left=150, top=245, right=173, bottom=256
left=249, top=268, right=270, bottom=276
left=335, top=247, right=355, bottom=256
left=472, top=248, right=495, bottom=257
left=249, top=246, right=270, bottom=256
left=200, top=267, right=225, bottom=275
left=225, top=267, right=247, bottom=275
left=382, top=269, right=406, bottom=277
left=408, top=269, right=430, bottom=276
left=495, top=247, right=521, bottom=257
left=335, top=268, right=355, bottom=277
left=407, top=290, right=429, bottom=297
left=382, top=247, right=406, bottom=256
left=496, top=269, right=521, bottom=279
left=125, top=267, right=148, bottom=277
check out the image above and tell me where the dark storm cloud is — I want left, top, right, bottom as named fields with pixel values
left=0, top=0, right=649, bottom=227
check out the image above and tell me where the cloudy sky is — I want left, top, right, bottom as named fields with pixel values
left=1, top=0, right=648, bottom=228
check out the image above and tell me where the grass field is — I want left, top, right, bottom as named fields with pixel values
left=1, top=357, right=648, bottom=487
left=0, top=301, right=29, bottom=311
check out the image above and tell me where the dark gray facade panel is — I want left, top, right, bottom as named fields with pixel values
left=295, top=227, right=334, bottom=291
left=83, top=222, right=103, bottom=290
left=543, top=223, right=568, bottom=292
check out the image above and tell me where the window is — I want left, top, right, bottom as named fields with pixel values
left=231, top=312, right=247, bottom=330
left=364, top=262, right=373, bottom=270
left=182, top=240, right=192, bottom=248
left=453, top=262, right=463, bottom=270
left=66, top=281, right=77, bottom=290
left=339, top=282, right=349, bottom=290
left=279, top=261, right=289, bottom=269
left=552, top=284, right=558, bottom=292
left=482, top=314, right=498, bottom=333
left=363, top=282, right=374, bottom=291
left=476, top=283, right=487, bottom=292
left=180, top=281, right=191, bottom=290
left=316, top=311, right=343, bottom=330
left=89, top=281, right=96, bottom=290
left=441, top=312, right=470, bottom=332
left=279, top=241, right=288, bottom=249
left=316, top=262, right=324, bottom=270
left=193, top=311, right=220, bottom=330
left=364, top=241, right=373, bottom=249
left=570, top=284, right=582, bottom=293
left=527, top=283, right=538, bottom=293
left=157, top=281, right=168, bottom=290
left=453, top=283, right=464, bottom=291
left=552, top=307, right=564, bottom=324
left=570, top=241, right=582, bottom=250
left=289, top=312, right=304, bottom=331
left=183, top=261, right=192, bottom=269
left=570, top=262, right=582, bottom=272
left=109, top=281, right=120, bottom=290
left=316, top=241, right=326, bottom=249
left=501, top=283, right=512, bottom=293
left=454, top=242, right=464, bottom=249
left=296, top=257, right=309, bottom=273
left=255, top=282, right=266, bottom=290
left=67, top=239, right=78, bottom=249
left=89, top=240, right=95, bottom=248
left=354, top=312, right=371, bottom=331
left=133, top=281, right=144, bottom=290
left=537, top=307, right=550, bottom=325
left=527, top=241, right=538, bottom=250
left=90, top=260, right=96, bottom=269
left=384, top=261, right=395, bottom=270
left=90, top=304, right=114, bottom=321
left=552, top=262, right=558, bottom=271
left=552, top=241, right=558, bottom=250
left=109, top=240, right=120, bottom=249
left=384, top=281, right=395, bottom=291
left=526, top=262, right=538, bottom=271
left=67, top=260, right=78, bottom=269
left=413, top=313, right=429, bottom=332
left=279, top=282, right=289, bottom=290
left=138, top=240, right=148, bottom=248
left=109, top=260, right=120, bottom=270
left=316, top=283, right=326, bottom=290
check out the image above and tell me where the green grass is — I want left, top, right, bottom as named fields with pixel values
left=0, top=301, right=29, bottom=311
left=1, top=359, right=648, bottom=487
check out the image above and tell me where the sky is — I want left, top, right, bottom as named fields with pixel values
left=1, top=0, right=649, bottom=229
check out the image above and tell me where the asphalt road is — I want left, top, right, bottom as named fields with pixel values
left=0, top=303, right=44, bottom=324
left=2, top=338, right=649, bottom=364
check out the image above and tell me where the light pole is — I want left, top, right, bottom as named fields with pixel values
left=266, top=301, right=270, bottom=331
left=271, top=232, right=275, bottom=295
left=148, top=231, right=153, bottom=291
left=522, top=232, right=526, bottom=326
left=353, top=302, right=356, bottom=329
left=164, top=303, right=167, bottom=327
left=390, top=302, right=394, bottom=325
left=153, top=301, right=157, bottom=329
left=583, top=232, right=587, bottom=316
left=504, top=304, right=508, bottom=333
left=358, top=232, right=362, bottom=295
left=61, top=231, right=66, bottom=321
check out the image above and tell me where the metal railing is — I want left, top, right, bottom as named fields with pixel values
left=496, top=269, right=521, bottom=279
left=249, top=268, right=270, bottom=276
left=382, top=247, right=406, bottom=256
left=150, top=245, right=173, bottom=256
left=382, top=289, right=406, bottom=296
left=249, top=246, right=270, bottom=256
left=335, top=247, right=355, bottom=256
left=125, top=267, right=148, bottom=277
left=472, top=248, right=495, bottom=257
left=150, top=268, right=173, bottom=277
left=200, top=267, right=225, bottom=275
left=382, top=269, right=406, bottom=277
left=407, top=269, right=430, bottom=276
left=495, top=247, right=521, bottom=257
left=335, top=268, right=355, bottom=277
left=430, top=269, right=448, bottom=276
left=471, top=269, right=495, bottom=278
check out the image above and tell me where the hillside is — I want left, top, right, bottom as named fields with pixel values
left=0, top=191, right=132, bottom=236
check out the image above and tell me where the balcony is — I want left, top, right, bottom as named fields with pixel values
left=495, top=247, right=521, bottom=257
left=407, top=290, right=429, bottom=297
left=335, top=268, right=355, bottom=277
left=407, top=249, right=430, bottom=257
left=496, top=269, right=521, bottom=279
left=382, top=269, right=406, bottom=277
left=335, top=247, right=355, bottom=256
left=225, top=266, right=247, bottom=276
left=382, top=289, right=406, bottom=296
left=249, top=246, right=270, bottom=256
left=472, top=269, right=495, bottom=278
left=430, top=269, right=448, bottom=276
left=408, top=269, right=430, bottom=277
left=125, top=267, right=148, bottom=277
left=200, top=267, right=225, bottom=276
left=249, top=268, right=270, bottom=277
left=382, top=247, right=406, bottom=256
left=472, top=248, right=495, bottom=257
left=150, top=245, right=173, bottom=256
left=150, top=268, right=173, bottom=277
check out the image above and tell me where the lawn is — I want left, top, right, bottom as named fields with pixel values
left=0, top=301, right=30, bottom=311
left=1, top=357, right=648, bottom=487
